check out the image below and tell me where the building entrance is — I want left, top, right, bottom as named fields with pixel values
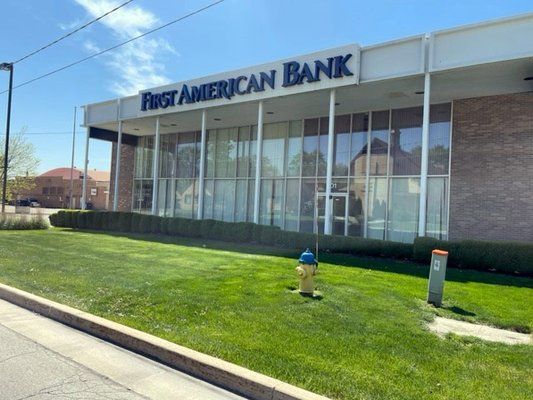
left=316, top=193, right=348, bottom=236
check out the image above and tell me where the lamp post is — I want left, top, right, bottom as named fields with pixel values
left=1, top=62, right=13, bottom=214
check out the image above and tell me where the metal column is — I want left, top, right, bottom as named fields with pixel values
left=113, top=119, right=123, bottom=211
left=197, top=110, right=207, bottom=220
left=81, top=128, right=90, bottom=210
left=253, top=101, right=264, bottom=224
left=324, top=89, right=336, bottom=235
left=418, top=72, right=431, bottom=236
left=151, top=117, right=161, bottom=215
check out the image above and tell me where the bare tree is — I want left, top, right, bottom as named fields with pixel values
left=0, top=128, right=40, bottom=201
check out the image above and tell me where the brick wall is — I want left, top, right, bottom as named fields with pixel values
left=109, top=142, right=135, bottom=211
left=450, top=92, right=533, bottom=241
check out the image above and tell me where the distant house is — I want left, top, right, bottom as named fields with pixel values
left=15, top=168, right=110, bottom=209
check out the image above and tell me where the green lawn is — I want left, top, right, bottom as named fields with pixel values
left=0, top=228, right=531, bottom=400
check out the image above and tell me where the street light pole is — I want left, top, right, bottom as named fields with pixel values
left=1, top=62, right=13, bottom=214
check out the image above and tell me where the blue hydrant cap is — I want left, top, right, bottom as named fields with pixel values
left=299, top=248, right=316, bottom=264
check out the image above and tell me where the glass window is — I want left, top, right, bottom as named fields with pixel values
left=202, top=180, right=214, bottom=219
left=286, top=120, right=302, bottom=177
left=387, top=178, right=420, bottom=243
left=215, top=128, right=237, bottom=178
left=348, top=177, right=365, bottom=237
left=176, top=132, right=196, bottom=178
left=369, top=111, right=389, bottom=176
left=237, top=126, right=251, bottom=177
left=235, top=179, right=248, bottom=222
left=284, top=178, right=300, bottom=231
left=206, top=130, right=216, bottom=178
left=334, top=115, right=351, bottom=176
left=159, top=134, right=175, bottom=178
left=299, top=178, right=316, bottom=233
left=213, top=180, right=236, bottom=222
left=350, top=113, right=369, bottom=177
left=158, top=179, right=171, bottom=217
left=262, top=122, right=287, bottom=177
left=390, top=107, right=423, bottom=176
left=133, top=179, right=153, bottom=213
left=426, top=177, right=448, bottom=240
left=247, top=179, right=255, bottom=222
left=302, top=119, right=318, bottom=176
left=250, top=126, right=258, bottom=177
left=134, top=136, right=154, bottom=179
left=175, top=179, right=197, bottom=219
left=429, top=103, right=451, bottom=175
left=260, top=179, right=284, bottom=227
left=367, top=177, right=387, bottom=239
left=318, top=118, right=329, bottom=176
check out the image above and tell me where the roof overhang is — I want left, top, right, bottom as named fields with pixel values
left=83, top=13, right=533, bottom=138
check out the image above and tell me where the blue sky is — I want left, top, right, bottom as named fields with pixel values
left=0, top=0, right=531, bottom=174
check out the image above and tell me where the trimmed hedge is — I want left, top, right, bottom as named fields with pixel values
left=413, top=237, right=533, bottom=275
left=48, top=211, right=533, bottom=275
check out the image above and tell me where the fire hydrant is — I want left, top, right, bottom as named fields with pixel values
left=295, top=248, right=318, bottom=295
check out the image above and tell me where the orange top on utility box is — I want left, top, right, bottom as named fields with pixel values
left=432, top=249, right=449, bottom=256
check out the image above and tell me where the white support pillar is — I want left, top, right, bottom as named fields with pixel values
left=151, top=117, right=161, bottom=216
left=197, top=110, right=207, bottom=220
left=324, top=89, right=336, bottom=235
left=418, top=72, right=431, bottom=236
left=253, top=101, right=264, bottom=224
left=81, top=128, right=90, bottom=210
left=112, top=119, right=123, bottom=211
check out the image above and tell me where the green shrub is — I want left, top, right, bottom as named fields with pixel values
left=150, top=215, right=161, bottom=234
left=0, top=215, right=49, bottom=230
left=137, top=214, right=150, bottom=233
left=118, top=212, right=132, bottom=232
left=413, top=237, right=533, bottom=275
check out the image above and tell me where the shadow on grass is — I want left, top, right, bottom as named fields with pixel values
left=63, top=228, right=533, bottom=289
left=441, top=305, right=477, bottom=317
left=286, top=286, right=323, bottom=300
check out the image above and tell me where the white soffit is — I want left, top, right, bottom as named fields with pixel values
left=430, top=13, right=533, bottom=72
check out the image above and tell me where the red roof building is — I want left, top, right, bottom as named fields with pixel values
left=16, top=168, right=110, bottom=210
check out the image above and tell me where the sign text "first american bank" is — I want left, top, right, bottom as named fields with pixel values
left=140, top=54, right=353, bottom=111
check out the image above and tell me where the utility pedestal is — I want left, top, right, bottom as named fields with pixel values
left=427, top=249, right=449, bottom=307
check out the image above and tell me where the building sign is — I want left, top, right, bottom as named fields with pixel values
left=138, top=44, right=360, bottom=115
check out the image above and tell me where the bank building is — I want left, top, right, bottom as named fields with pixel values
left=81, top=13, right=533, bottom=243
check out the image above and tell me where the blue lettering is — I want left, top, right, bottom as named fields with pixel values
left=190, top=85, right=205, bottom=103
left=333, top=54, right=354, bottom=78
left=216, top=80, right=231, bottom=99
left=227, top=78, right=236, bottom=98
left=282, top=61, right=300, bottom=87
left=259, top=70, right=276, bottom=90
left=246, top=74, right=262, bottom=93
left=178, top=85, right=191, bottom=105
left=315, top=58, right=333, bottom=79
left=234, top=75, right=247, bottom=95
left=205, top=82, right=216, bottom=100
left=298, top=62, right=318, bottom=84
left=141, top=92, right=152, bottom=111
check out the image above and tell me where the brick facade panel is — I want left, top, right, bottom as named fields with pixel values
left=450, top=92, right=533, bottom=241
left=109, top=142, right=134, bottom=211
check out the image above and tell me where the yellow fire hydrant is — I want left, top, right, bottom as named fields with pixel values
left=295, top=249, right=318, bottom=295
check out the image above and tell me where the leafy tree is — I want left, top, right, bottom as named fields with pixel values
left=0, top=129, right=40, bottom=201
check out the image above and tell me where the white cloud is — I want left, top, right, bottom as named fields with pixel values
left=74, top=0, right=174, bottom=96
left=58, top=19, right=83, bottom=31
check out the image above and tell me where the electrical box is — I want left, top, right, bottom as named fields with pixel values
left=427, top=249, right=449, bottom=307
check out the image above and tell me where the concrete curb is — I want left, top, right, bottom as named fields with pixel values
left=0, top=283, right=330, bottom=400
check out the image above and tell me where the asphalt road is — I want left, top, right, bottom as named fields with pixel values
left=0, top=299, right=247, bottom=400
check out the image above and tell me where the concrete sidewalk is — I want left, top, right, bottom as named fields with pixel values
left=0, top=298, right=246, bottom=400
left=428, top=316, right=531, bottom=345
left=0, top=284, right=330, bottom=400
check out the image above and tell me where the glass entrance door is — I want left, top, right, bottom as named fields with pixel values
left=316, top=193, right=348, bottom=235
